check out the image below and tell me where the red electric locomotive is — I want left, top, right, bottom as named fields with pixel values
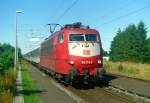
left=40, top=22, right=105, bottom=84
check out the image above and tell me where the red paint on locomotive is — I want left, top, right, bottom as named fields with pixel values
left=40, top=24, right=103, bottom=78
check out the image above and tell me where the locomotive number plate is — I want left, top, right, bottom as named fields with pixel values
left=81, top=60, right=93, bottom=64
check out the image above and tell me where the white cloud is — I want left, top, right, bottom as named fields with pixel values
left=30, top=37, right=40, bottom=42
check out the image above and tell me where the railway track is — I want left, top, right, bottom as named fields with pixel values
left=66, top=77, right=150, bottom=103
left=103, top=73, right=150, bottom=102
left=66, top=85, right=131, bottom=103
left=25, top=60, right=136, bottom=103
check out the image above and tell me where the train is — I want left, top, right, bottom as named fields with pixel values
left=24, top=22, right=105, bottom=84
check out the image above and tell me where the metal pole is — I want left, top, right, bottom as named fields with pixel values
left=15, top=12, right=17, bottom=71
left=15, top=11, right=22, bottom=71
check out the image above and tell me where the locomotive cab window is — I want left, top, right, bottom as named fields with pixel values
left=58, top=34, right=64, bottom=43
left=85, top=34, right=97, bottom=41
left=69, top=34, right=97, bottom=41
left=69, top=34, right=84, bottom=41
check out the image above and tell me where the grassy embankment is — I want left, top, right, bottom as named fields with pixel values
left=104, top=61, right=150, bottom=81
left=0, top=69, right=16, bottom=103
left=21, top=61, right=42, bottom=103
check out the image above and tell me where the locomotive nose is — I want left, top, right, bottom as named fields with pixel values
left=68, top=57, right=103, bottom=74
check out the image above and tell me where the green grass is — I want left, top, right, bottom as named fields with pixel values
left=21, top=61, right=42, bottom=103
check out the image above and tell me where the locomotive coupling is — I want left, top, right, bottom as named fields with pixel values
left=83, top=69, right=89, bottom=80
left=69, top=69, right=91, bottom=82
left=69, top=69, right=79, bottom=79
left=96, top=68, right=105, bottom=79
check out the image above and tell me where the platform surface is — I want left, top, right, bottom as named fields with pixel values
left=28, top=65, right=76, bottom=103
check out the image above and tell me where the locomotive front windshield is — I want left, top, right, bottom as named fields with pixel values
left=69, top=34, right=97, bottom=41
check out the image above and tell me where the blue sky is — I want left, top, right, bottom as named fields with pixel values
left=0, top=0, right=150, bottom=54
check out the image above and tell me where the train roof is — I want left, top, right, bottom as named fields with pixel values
left=42, top=22, right=98, bottom=44
left=62, top=22, right=90, bottom=30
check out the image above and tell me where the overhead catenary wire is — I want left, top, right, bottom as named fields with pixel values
left=96, top=4, right=150, bottom=28
left=99, top=2, right=130, bottom=20
left=29, top=1, right=66, bottom=38
left=50, top=0, right=66, bottom=22
left=54, top=0, right=66, bottom=13
left=46, top=0, right=79, bottom=34
left=55, top=0, right=79, bottom=23
left=23, top=1, right=80, bottom=53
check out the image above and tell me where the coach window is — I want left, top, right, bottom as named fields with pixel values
left=58, top=34, right=64, bottom=43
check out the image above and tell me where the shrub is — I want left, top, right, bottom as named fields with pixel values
left=103, top=63, right=110, bottom=70
left=126, top=68, right=139, bottom=74
left=0, top=69, right=16, bottom=103
left=4, top=69, right=16, bottom=93
left=0, top=92, right=13, bottom=103
left=117, top=64, right=124, bottom=72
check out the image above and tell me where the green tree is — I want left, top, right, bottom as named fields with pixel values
left=124, top=24, right=139, bottom=62
left=110, top=28, right=123, bottom=61
left=135, top=21, right=148, bottom=62
left=147, top=38, right=150, bottom=51
left=103, top=50, right=109, bottom=56
left=0, top=43, right=16, bottom=73
left=110, top=21, right=149, bottom=63
left=147, top=38, right=150, bottom=63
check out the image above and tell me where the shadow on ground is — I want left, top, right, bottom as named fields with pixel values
left=101, top=74, right=118, bottom=84
left=70, top=74, right=118, bottom=90
left=16, top=89, right=47, bottom=96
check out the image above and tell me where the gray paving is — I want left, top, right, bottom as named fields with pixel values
left=27, top=65, right=76, bottom=103
left=109, top=77, right=150, bottom=97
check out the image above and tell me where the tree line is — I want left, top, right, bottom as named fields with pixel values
left=109, top=21, right=150, bottom=63
left=0, top=43, right=22, bottom=74
left=0, top=43, right=18, bottom=74
left=0, top=43, right=16, bottom=103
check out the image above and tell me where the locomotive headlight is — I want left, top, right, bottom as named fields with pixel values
left=69, top=60, right=74, bottom=65
left=98, top=60, right=102, bottom=64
